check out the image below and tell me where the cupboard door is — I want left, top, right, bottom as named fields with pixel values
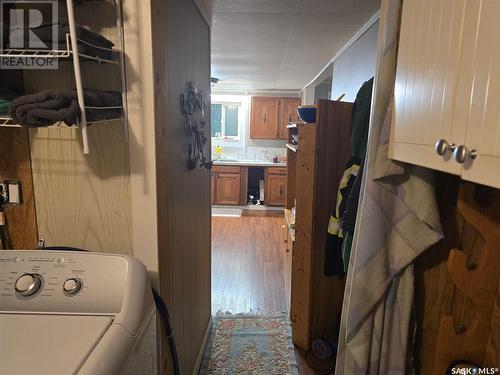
left=266, top=175, right=287, bottom=206
left=279, top=98, right=301, bottom=140
left=250, top=97, right=280, bottom=139
left=459, top=0, right=500, bottom=189
left=214, top=173, right=241, bottom=205
left=390, top=0, right=470, bottom=175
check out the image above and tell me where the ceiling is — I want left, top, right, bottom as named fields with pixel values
left=209, top=0, right=380, bottom=92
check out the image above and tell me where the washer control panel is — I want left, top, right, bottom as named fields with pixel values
left=0, top=251, right=127, bottom=314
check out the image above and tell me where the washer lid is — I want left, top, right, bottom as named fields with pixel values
left=0, top=314, right=112, bottom=375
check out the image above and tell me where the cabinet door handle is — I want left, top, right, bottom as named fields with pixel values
left=453, top=145, right=477, bottom=164
left=263, top=113, right=267, bottom=122
left=435, top=139, right=456, bottom=156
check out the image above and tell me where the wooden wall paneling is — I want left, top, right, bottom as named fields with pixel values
left=309, top=100, right=352, bottom=347
left=152, top=0, right=211, bottom=373
left=0, top=69, right=38, bottom=250
left=0, top=128, right=38, bottom=249
left=415, top=177, right=500, bottom=374
left=485, top=272, right=500, bottom=367
left=291, top=123, right=317, bottom=350
left=23, top=2, right=133, bottom=254
left=433, top=183, right=500, bottom=374
left=414, top=173, right=460, bottom=375
left=28, top=125, right=132, bottom=253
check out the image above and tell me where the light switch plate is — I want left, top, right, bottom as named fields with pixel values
left=7, top=182, right=21, bottom=205
left=0, top=181, right=22, bottom=206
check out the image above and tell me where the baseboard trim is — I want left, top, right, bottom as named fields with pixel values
left=192, top=316, right=212, bottom=375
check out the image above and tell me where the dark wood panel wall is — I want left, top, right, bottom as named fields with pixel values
left=415, top=176, right=500, bottom=374
left=151, top=0, right=211, bottom=373
left=0, top=128, right=38, bottom=249
left=0, top=71, right=38, bottom=250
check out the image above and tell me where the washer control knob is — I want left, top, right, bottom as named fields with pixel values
left=15, top=273, right=43, bottom=297
left=63, top=278, right=82, bottom=295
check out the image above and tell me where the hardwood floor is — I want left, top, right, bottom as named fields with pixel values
left=212, top=211, right=322, bottom=374
left=212, top=211, right=287, bottom=313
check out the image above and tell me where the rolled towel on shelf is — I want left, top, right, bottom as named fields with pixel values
left=0, top=86, right=19, bottom=117
left=7, top=19, right=117, bottom=61
left=10, top=89, right=122, bottom=127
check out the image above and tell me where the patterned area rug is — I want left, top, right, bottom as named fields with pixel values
left=199, top=313, right=300, bottom=374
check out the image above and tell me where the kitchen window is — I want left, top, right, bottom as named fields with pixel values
left=211, top=102, right=240, bottom=139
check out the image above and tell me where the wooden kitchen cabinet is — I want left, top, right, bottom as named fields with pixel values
left=279, top=98, right=301, bottom=140
left=250, top=96, right=300, bottom=140
left=250, top=97, right=280, bottom=139
left=390, top=0, right=500, bottom=188
left=211, top=166, right=241, bottom=205
left=265, top=167, right=286, bottom=206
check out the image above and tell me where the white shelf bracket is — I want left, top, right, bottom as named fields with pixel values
left=66, top=0, right=90, bottom=154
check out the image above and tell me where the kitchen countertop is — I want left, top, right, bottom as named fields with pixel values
left=213, top=159, right=287, bottom=167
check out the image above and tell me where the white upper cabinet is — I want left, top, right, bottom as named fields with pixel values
left=460, top=0, right=500, bottom=188
left=390, top=0, right=500, bottom=189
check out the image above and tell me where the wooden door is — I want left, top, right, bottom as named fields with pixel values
left=279, top=98, right=301, bottom=140
left=214, top=172, right=241, bottom=205
left=266, top=175, right=286, bottom=206
left=250, top=97, right=280, bottom=139
left=459, top=0, right=500, bottom=189
left=390, top=0, right=470, bottom=175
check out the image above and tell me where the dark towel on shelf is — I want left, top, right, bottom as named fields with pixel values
left=8, top=19, right=116, bottom=61
left=0, top=86, right=19, bottom=116
left=10, top=89, right=122, bottom=127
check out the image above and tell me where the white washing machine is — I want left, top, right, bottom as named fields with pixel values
left=0, top=250, right=158, bottom=375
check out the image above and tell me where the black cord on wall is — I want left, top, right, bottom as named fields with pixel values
left=152, top=289, right=180, bottom=375
left=41, top=246, right=180, bottom=375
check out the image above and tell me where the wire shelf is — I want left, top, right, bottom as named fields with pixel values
left=0, top=0, right=127, bottom=154
left=0, top=34, right=119, bottom=65
left=0, top=116, right=123, bottom=128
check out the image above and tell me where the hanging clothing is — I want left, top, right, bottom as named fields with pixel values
left=335, top=3, right=443, bottom=372
left=340, top=158, right=364, bottom=271
left=324, top=159, right=361, bottom=276
left=336, top=100, right=443, bottom=375
left=350, top=79, right=374, bottom=159
left=324, top=78, right=373, bottom=277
